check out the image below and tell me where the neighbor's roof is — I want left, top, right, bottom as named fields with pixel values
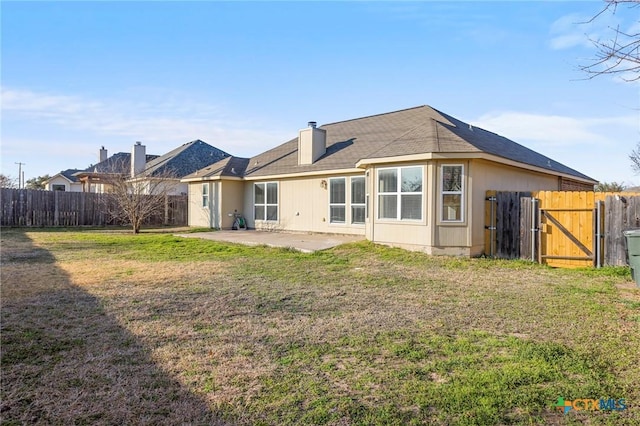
left=48, top=169, right=83, bottom=183
left=137, top=140, right=230, bottom=179
left=76, top=152, right=159, bottom=175
left=60, top=169, right=83, bottom=182
left=182, top=156, right=250, bottom=180
left=240, top=105, right=595, bottom=182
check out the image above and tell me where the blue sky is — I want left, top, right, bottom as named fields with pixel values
left=2, top=1, right=638, bottom=186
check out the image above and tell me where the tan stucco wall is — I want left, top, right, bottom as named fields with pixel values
left=188, top=181, right=218, bottom=228
left=367, top=158, right=564, bottom=256
left=467, top=159, right=561, bottom=255
left=219, top=180, right=245, bottom=229
left=244, top=174, right=366, bottom=235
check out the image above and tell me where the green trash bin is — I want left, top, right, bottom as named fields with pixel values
left=623, top=229, right=640, bottom=287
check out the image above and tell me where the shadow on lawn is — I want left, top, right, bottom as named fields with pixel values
left=0, top=231, right=224, bottom=425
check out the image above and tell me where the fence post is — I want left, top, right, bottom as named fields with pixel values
left=54, top=190, right=60, bottom=226
left=531, top=197, right=537, bottom=262
left=595, top=200, right=603, bottom=268
left=485, top=193, right=497, bottom=257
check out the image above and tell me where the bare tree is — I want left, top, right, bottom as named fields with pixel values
left=580, top=0, right=640, bottom=81
left=101, top=169, right=179, bottom=234
left=0, top=174, right=17, bottom=189
left=630, top=141, right=640, bottom=174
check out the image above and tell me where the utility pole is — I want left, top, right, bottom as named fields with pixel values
left=15, top=162, right=25, bottom=188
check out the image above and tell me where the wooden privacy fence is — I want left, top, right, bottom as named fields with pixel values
left=0, top=188, right=188, bottom=227
left=485, top=191, right=640, bottom=268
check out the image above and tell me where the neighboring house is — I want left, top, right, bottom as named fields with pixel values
left=182, top=105, right=597, bottom=256
left=44, top=169, right=83, bottom=192
left=74, top=140, right=229, bottom=195
left=74, top=145, right=160, bottom=193
left=130, top=139, right=230, bottom=196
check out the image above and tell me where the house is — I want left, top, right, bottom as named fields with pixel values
left=73, top=145, right=159, bottom=193
left=182, top=105, right=597, bottom=256
left=129, top=139, right=230, bottom=196
left=74, top=140, right=229, bottom=195
left=44, top=169, right=84, bottom=192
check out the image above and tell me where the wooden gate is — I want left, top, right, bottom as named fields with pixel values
left=536, top=191, right=598, bottom=268
left=485, top=191, right=640, bottom=268
left=484, top=191, right=531, bottom=259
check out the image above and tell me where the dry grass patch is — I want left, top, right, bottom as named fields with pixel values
left=1, top=231, right=639, bottom=425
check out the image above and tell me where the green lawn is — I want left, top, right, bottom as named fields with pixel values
left=1, top=229, right=638, bottom=425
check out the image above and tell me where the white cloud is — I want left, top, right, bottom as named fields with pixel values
left=1, top=86, right=291, bottom=157
left=472, top=111, right=637, bottom=147
left=1, top=86, right=296, bottom=179
left=471, top=110, right=640, bottom=185
left=549, top=13, right=594, bottom=50
left=550, top=5, right=639, bottom=51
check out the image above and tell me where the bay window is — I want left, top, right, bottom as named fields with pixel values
left=377, top=166, right=423, bottom=220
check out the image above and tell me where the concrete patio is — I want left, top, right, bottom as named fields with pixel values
left=175, top=230, right=364, bottom=253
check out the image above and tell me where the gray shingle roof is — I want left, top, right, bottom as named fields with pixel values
left=184, top=156, right=250, bottom=179
left=138, top=140, right=230, bottom=179
left=242, top=105, right=595, bottom=182
left=59, top=169, right=83, bottom=182
left=80, top=152, right=160, bottom=175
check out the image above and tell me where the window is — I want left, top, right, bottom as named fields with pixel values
left=202, top=183, right=209, bottom=208
left=351, top=177, right=365, bottom=224
left=254, top=182, right=278, bottom=221
left=329, top=178, right=346, bottom=223
left=52, top=184, right=66, bottom=191
left=377, top=166, right=423, bottom=220
left=441, top=165, right=464, bottom=222
left=365, top=171, right=370, bottom=220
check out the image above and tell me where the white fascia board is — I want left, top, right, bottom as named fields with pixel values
left=356, top=152, right=596, bottom=184
left=242, top=168, right=364, bottom=181
left=180, top=175, right=244, bottom=183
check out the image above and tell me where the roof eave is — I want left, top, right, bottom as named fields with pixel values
left=181, top=175, right=244, bottom=183
left=243, top=167, right=364, bottom=181
left=356, top=152, right=597, bottom=184
left=45, top=173, right=74, bottom=184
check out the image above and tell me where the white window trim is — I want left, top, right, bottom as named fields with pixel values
left=329, top=177, right=347, bottom=225
left=326, top=176, right=367, bottom=226
left=440, top=164, right=464, bottom=223
left=202, top=183, right=209, bottom=209
left=377, top=166, right=423, bottom=221
left=365, top=170, right=370, bottom=222
left=351, top=176, right=366, bottom=225
left=254, top=182, right=279, bottom=222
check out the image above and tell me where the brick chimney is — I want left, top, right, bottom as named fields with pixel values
left=99, top=146, right=108, bottom=163
left=298, top=121, right=326, bottom=165
left=131, top=141, right=146, bottom=177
